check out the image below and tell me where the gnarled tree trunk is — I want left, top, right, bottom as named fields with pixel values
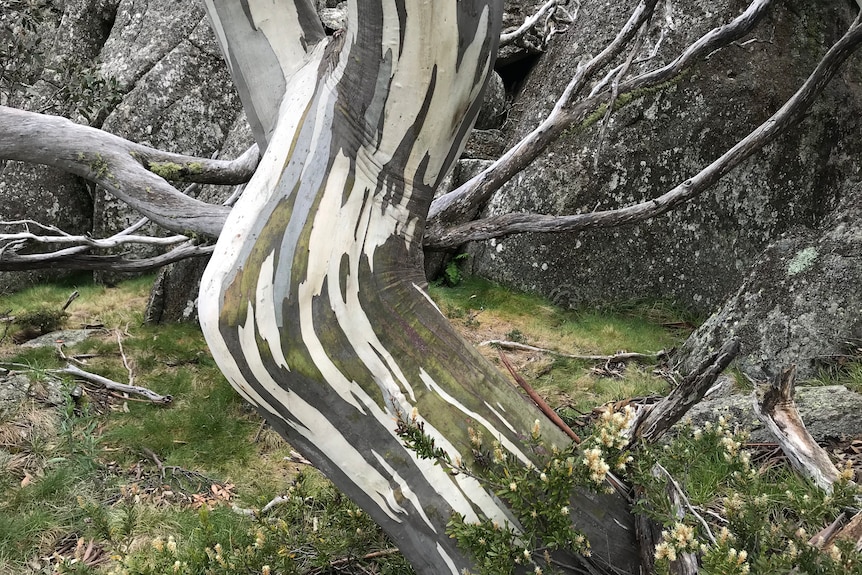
left=198, top=1, right=637, bottom=573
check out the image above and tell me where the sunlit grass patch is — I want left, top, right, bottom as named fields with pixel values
left=430, top=277, right=688, bottom=411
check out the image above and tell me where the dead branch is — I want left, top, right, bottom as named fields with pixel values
left=115, top=329, right=135, bottom=386
left=499, top=0, right=576, bottom=48
left=480, top=339, right=661, bottom=362
left=498, top=350, right=581, bottom=443
left=304, top=548, right=401, bottom=575
left=58, top=363, right=172, bottom=405
left=0, top=106, right=242, bottom=238
left=630, top=338, right=739, bottom=445
left=426, top=0, right=771, bottom=239
left=593, top=17, right=649, bottom=169
left=428, top=0, right=662, bottom=228
left=426, top=7, right=862, bottom=248
left=753, top=365, right=840, bottom=492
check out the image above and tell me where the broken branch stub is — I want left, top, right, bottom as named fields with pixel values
left=754, top=365, right=841, bottom=492
left=630, top=338, right=740, bottom=445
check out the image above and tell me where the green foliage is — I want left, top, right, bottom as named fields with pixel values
left=397, top=406, right=636, bottom=575
left=102, top=469, right=412, bottom=575
left=633, top=418, right=862, bottom=574
left=14, top=307, right=67, bottom=333
left=1, top=276, right=409, bottom=574
left=433, top=253, right=471, bottom=287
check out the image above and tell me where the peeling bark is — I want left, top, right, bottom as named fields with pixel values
left=198, top=2, right=638, bottom=573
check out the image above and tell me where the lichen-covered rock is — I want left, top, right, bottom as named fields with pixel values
left=468, top=1, right=862, bottom=314
left=676, top=182, right=862, bottom=381
left=684, top=385, right=862, bottom=444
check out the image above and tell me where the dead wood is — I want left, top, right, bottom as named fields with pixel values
left=630, top=339, right=740, bottom=445
left=59, top=363, right=172, bottom=405
left=480, top=339, right=662, bottom=363
left=498, top=350, right=581, bottom=443
left=753, top=365, right=840, bottom=492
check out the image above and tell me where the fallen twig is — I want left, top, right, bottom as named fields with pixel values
left=58, top=363, right=172, bottom=404
left=115, top=329, right=135, bottom=386
left=304, top=548, right=401, bottom=575
left=480, top=339, right=661, bottom=362
left=498, top=350, right=581, bottom=443
left=655, top=463, right=717, bottom=546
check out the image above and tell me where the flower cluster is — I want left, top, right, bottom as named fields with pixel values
left=654, top=522, right=700, bottom=563
left=579, top=405, right=635, bottom=484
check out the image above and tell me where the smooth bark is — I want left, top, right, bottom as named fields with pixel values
left=198, top=2, right=637, bottom=573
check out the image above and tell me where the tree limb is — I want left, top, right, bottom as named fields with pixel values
left=0, top=106, right=241, bottom=237
left=425, top=6, right=861, bottom=249
left=427, top=0, right=662, bottom=227
left=499, top=0, right=576, bottom=48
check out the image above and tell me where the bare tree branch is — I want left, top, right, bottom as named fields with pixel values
left=426, top=0, right=773, bottom=244
left=58, top=363, right=172, bottom=404
left=428, top=0, right=662, bottom=226
left=425, top=6, right=861, bottom=249
left=499, top=0, right=577, bottom=48
left=0, top=106, right=248, bottom=237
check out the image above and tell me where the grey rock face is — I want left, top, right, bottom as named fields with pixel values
left=468, top=1, right=862, bottom=314
left=676, top=183, right=862, bottom=381
left=685, top=385, right=862, bottom=444
left=0, top=374, right=33, bottom=417
left=94, top=4, right=242, bottom=280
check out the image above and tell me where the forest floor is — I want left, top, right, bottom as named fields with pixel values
left=0, top=275, right=858, bottom=574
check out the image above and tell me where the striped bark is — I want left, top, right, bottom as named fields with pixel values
left=199, top=2, right=638, bottom=573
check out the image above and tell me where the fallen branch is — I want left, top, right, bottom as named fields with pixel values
left=304, top=548, right=401, bottom=575
left=498, top=350, right=581, bottom=443
left=480, top=339, right=661, bottom=362
left=630, top=339, right=740, bottom=445
left=753, top=365, right=840, bottom=492
left=58, top=363, right=172, bottom=405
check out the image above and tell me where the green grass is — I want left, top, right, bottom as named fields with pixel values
left=0, top=276, right=417, bottom=574
left=429, top=277, right=689, bottom=412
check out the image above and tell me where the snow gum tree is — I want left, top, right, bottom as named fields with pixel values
left=198, top=1, right=636, bottom=573
left=2, top=0, right=862, bottom=572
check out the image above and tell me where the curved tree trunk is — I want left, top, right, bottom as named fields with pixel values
left=199, top=2, right=638, bottom=573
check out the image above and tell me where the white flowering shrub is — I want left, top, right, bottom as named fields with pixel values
left=397, top=405, right=636, bottom=575
left=634, top=417, right=861, bottom=575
